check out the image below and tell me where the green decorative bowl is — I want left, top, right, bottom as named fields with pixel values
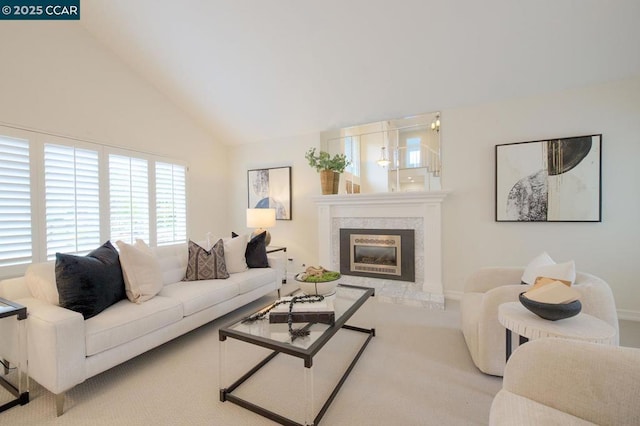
left=295, top=273, right=340, bottom=296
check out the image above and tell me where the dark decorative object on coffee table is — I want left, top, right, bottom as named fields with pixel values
left=519, top=292, right=582, bottom=321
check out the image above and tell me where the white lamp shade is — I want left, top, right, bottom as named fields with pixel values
left=246, top=208, right=276, bottom=228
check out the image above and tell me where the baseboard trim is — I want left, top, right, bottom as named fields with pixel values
left=445, top=290, right=463, bottom=301
left=617, top=309, right=640, bottom=322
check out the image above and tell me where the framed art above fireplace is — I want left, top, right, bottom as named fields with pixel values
left=495, top=134, right=601, bottom=222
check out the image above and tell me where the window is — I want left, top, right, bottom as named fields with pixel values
left=156, top=162, right=186, bottom=245
left=109, top=154, right=149, bottom=244
left=0, top=135, right=32, bottom=267
left=0, top=125, right=188, bottom=279
left=44, top=143, right=100, bottom=259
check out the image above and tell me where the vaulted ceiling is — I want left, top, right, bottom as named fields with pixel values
left=81, top=0, right=640, bottom=145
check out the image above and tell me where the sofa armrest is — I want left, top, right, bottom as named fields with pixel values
left=0, top=276, right=32, bottom=300
left=17, top=298, right=86, bottom=395
left=502, top=338, right=640, bottom=425
left=464, top=267, right=525, bottom=294
left=267, top=253, right=285, bottom=286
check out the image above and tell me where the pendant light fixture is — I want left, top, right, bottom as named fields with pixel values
left=377, top=146, right=391, bottom=167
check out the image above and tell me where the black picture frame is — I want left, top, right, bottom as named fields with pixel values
left=247, top=166, right=292, bottom=220
left=495, top=134, right=602, bottom=222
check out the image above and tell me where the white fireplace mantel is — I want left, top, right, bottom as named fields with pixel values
left=313, top=191, right=450, bottom=301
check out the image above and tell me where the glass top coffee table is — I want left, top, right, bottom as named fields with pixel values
left=219, top=284, right=375, bottom=426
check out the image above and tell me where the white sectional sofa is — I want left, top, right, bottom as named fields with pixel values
left=0, top=241, right=282, bottom=415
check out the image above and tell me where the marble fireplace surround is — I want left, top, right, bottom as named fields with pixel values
left=313, top=191, right=449, bottom=308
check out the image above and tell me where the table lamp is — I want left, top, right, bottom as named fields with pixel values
left=246, top=208, right=276, bottom=246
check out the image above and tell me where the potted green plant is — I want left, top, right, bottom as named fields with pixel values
left=305, top=148, right=351, bottom=194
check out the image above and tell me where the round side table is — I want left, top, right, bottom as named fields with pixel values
left=498, top=301, right=616, bottom=361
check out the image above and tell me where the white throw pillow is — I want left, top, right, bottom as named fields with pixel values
left=533, top=261, right=576, bottom=285
left=25, top=261, right=59, bottom=305
left=116, top=239, right=164, bottom=303
left=521, top=252, right=576, bottom=285
left=521, top=252, right=555, bottom=285
left=223, top=234, right=249, bottom=274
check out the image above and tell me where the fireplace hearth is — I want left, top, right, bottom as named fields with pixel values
left=340, top=228, right=415, bottom=282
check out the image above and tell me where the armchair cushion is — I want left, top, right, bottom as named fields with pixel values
left=521, top=252, right=555, bottom=284
left=491, top=391, right=595, bottom=426
left=490, top=339, right=640, bottom=426
left=521, top=252, right=575, bottom=285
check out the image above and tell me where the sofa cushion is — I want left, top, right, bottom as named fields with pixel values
left=152, top=243, right=188, bottom=285
left=85, top=296, right=183, bottom=356
left=159, top=279, right=239, bottom=316
left=184, top=240, right=229, bottom=281
left=244, top=232, right=269, bottom=268
left=223, top=234, right=249, bottom=274
left=55, top=241, right=126, bottom=319
left=25, top=261, right=58, bottom=305
left=228, top=268, right=277, bottom=294
left=116, top=239, right=164, bottom=303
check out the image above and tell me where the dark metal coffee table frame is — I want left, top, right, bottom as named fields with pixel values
left=219, top=284, right=375, bottom=426
left=0, top=297, right=29, bottom=413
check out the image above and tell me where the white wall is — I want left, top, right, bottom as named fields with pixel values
left=442, top=76, right=640, bottom=317
left=228, top=133, right=321, bottom=275
left=0, top=22, right=229, bottom=240
left=231, top=76, right=640, bottom=317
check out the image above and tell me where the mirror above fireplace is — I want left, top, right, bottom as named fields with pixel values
left=320, top=112, right=441, bottom=194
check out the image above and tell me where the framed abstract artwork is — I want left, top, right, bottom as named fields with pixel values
left=247, top=166, right=292, bottom=220
left=495, top=134, right=602, bottom=222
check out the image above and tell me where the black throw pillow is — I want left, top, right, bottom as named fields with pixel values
left=55, top=241, right=126, bottom=319
left=232, top=231, right=269, bottom=268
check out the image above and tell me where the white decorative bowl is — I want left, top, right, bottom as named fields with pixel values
left=295, top=274, right=339, bottom=296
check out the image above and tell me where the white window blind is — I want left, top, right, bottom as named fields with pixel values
left=156, top=162, right=186, bottom=245
left=44, top=143, right=100, bottom=259
left=0, top=136, right=32, bottom=267
left=109, top=154, right=149, bottom=244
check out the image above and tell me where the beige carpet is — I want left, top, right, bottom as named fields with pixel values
left=1, top=295, right=503, bottom=425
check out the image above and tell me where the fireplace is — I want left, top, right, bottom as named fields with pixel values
left=314, top=191, right=449, bottom=307
left=340, top=228, right=415, bottom=282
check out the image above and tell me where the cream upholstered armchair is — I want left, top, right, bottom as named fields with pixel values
left=460, top=266, right=619, bottom=376
left=490, top=338, right=640, bottom=425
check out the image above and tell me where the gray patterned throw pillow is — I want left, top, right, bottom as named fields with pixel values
left=184, top=239, right=229, bottom=281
